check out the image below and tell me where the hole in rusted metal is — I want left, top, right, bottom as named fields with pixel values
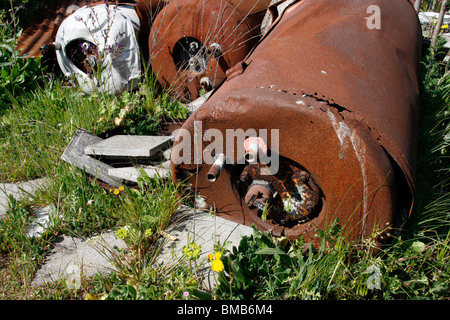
left=172, top=36, right=207, bottom=74
left=235, top=156, right=323, bottom=228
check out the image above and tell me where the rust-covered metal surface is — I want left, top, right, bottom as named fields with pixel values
left=171, top=0, right=421, bottom=246
left=148, top=0, right=272, bottom=101
left=16, top=0, right=271, bottom=98
left=16, top=1, right=161, bottom=58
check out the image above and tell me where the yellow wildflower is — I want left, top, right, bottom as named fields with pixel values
left=211, top=259, right=224, bottom=272
left=85, top=293, right=98, bottom=300
left=113, top=189, right=120, bottom=195
left=183, top=242, right=202, bottom=261
left=116, top=227, right=129, bottom=240
left=118, top=186, right=124, bottom=191
left=209, top=251, right=224, bottom=272
left=144, top=228, right=153, bottom=237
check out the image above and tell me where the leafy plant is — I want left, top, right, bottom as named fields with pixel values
left=0, top=7, right=44, bottom=114
left=213, top=226, right=294, bottom=300
left=114, top=169, right=185, bottom=250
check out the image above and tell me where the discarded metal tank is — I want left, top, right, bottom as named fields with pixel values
left=148, top=0, right=272, bottom=101
left=171, top=0, right=421, bottom=246
left=16, top=0, right=163, bottom=94
left=16, top=0, right=271, bottom=97
left=17, top=1, right=158, bottom=58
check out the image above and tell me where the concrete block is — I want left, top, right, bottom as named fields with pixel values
left=84, top=135, right=172, bottom=159
left=26, top=205, right=57, bottom=238
left=0, top=178, right=47, bottom=217
left=32, top=231, right=127, bottom=287
left=61, top=129, right=123, bottom=186
left=31, top=205, right=254, bottom=290
left=157, top=205, right=254, bottom=289
left=107, top=166, right=171, bottom=183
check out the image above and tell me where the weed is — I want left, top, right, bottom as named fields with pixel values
left=0, top=7, right=44, bottom=114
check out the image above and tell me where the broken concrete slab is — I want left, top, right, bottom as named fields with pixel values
left=32, top=231, right=127, bottom=288
left=30, top=205, right=254, bottom=291
left=158, top=205, right=254, bottom=289
left=61, top=129, right=123, bottom=187
left=84, top=135, right=172, bottom=159
left=26, top=205, right=58, bottom=238
left=107, top=166, right=171, bottom=183
left=0, top=178, right=48, bottom=218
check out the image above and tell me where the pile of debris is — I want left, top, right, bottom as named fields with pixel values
left=61, top=128, right=173, bottom=187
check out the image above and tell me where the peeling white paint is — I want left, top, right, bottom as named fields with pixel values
left=327, top=110, right=352, bottom=159
left=350, top=133, right=369, bottom=238
left=327, top=111, right=368, bottom=237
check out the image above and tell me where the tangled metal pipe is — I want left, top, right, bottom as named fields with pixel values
left=172, top=0, right=421, bottom=246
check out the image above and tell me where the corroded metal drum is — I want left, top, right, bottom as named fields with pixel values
left=16, top=0, right=164, bottom=94
left=17, top=0, right=161, bottom=58
left=148, top=0, right=272, bottom=101
left=171, top=0, right=421, bottom=246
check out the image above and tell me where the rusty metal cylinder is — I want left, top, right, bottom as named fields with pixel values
left=148, top=0, right=272, bottom=101
left=206, top=153, right=226, bottom=182
left=171, top=0, right=421, bottom=246
left=16, top=0, right=162, bottom=59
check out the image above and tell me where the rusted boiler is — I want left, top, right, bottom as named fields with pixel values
left=16, top=0, right=272, bottom=97
left=171, top=0, right=421, bottom=246
left=148, top=0, right=272, bottom=101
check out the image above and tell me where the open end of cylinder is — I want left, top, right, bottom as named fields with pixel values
left=207, top=172, right=218, bottom=182
left=244, top=138, right=268, bottom=164
left=245, top=151, right=257, bottom=163
left=206, top=153, right=226, bottom=182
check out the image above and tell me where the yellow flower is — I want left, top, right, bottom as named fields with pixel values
left=144, top=228, right=153, bottom=237
left=209, top=251, right=224, bottom=272
left=183, top=242, right=202, bottom=261
left=118, top=186, right=124, bottom=191
left=113, top=189, right=120, bottom=195
left=116, top=227, right=129, bottom=240
left=85, top=293, right=98, bottom=300
left=211, top=259, right=224, bottom=272
left=442, top=24, right=448, bottom=29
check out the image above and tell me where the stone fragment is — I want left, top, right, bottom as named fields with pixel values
left=26, top=205, right=57, bottom=238
left=32, top=231, right=127, bottom=287
left=84, top=135, right=172, bottom=159
left=158, top=205, right=254, bottom=289
left=0, top=178, right=47, bottom=217
left=107, top=166, right=170, bottom=183
left=61, top=129, right=122, bottom=186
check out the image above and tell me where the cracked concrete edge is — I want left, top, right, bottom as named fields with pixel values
left=157, top=205, right=255, bottom=289
left=0, top=178, right=48, bottom=217
left=30, top=205, right=254, bottom=290
left=31, top=231, right=127, bottom=287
